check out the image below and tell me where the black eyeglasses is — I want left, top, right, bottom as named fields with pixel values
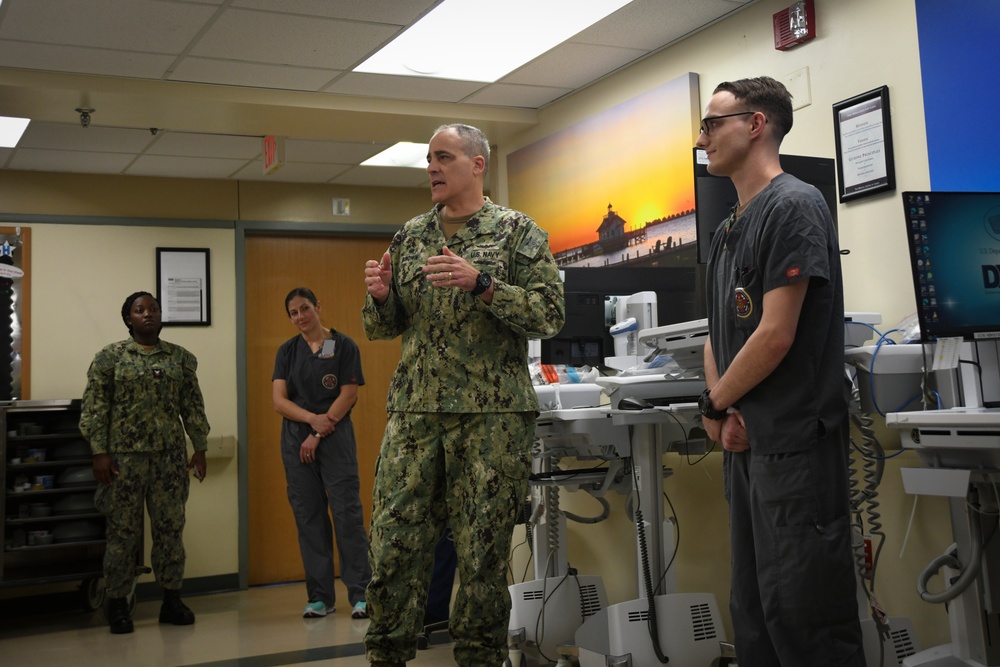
left=699, top=111, right=758, bottom=136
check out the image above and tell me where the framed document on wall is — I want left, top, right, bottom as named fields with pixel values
left=832, top=85, right=896, bottom=202
left=156, top=247, right=211, bottom=326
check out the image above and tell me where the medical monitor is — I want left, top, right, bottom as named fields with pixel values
left=694, top=148, right=838, bottom=264
left=540, top=266, right=705, bottom=367
left=903, top=191, right=1000, bottom=342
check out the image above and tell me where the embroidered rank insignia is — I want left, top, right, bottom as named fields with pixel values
left=152, top=369, right=164, bottom=379
left=735, top=288, right=753, bottom=319
left=322, top=374, right=338, bottom=390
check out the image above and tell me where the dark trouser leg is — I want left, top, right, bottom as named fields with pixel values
left=365, top=412, right=446, bottom=665
left=728, top=420, right=866, bottom=667
left=319, top=420, right=372, bottom=606
left=284, top=439, right=336, bottom=607
left=445, top=412, right=534, bottom=667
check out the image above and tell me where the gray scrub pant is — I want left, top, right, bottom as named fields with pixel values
left=724, top=419, right=866, bottom=667
left=281, top=419, right=371, bottom=608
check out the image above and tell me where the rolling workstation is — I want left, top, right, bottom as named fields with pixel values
left=847, top=192, right=1000, bottom=667
left=511, top=274, right=915, bottom=667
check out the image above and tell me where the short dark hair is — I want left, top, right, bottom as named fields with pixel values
left=121, top=291, right=159, bottom=333
left=284, top=287, right=318, bottom=315
left=714, top=76, right=794, bottom=141
left=433, top=123, right=490, bottom=175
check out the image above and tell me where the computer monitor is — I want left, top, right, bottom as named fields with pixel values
left=539, top=265, right=705, bottom=366
left=693, top=148, right=838, bottom=264
left=903, top=191, right=1000, bottom=342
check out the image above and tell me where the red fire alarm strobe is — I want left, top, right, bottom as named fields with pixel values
left=774, top=0, right=816, bottom=51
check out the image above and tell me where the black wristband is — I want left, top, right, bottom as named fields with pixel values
left=698, top=388, right=728, bottom=421
left=310, top=430, right=322, bottom=438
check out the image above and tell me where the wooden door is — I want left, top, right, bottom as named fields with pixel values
left=245, top=234, right=399, bottom=586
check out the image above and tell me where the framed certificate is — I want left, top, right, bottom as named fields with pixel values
left=832, top=85, right=896, bottom=203
left=156, top=247, right=211, bottom=326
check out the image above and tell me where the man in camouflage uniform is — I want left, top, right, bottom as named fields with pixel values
left=362, top=123, right=564, bottom=667
left=79, top=291, right=210, bottom=634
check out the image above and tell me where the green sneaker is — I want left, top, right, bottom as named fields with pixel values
left=303, top=601, right=334, bottom=618
left=351, top=601, right=368, bottom=619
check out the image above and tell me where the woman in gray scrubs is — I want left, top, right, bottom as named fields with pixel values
left=272, top=287, right=371, bottom=619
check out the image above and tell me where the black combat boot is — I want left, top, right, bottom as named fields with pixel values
left=107, top=596, right=134, bottom=634
left=159, top=589, right=195, bottom=625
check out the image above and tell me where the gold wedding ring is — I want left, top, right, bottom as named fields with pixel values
left=449, top=272, right=453, bottom=280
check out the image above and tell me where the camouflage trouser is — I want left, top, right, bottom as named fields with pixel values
left=94, top=448, right=190, bottom=598
left=364, top=411, right=534, bottom=667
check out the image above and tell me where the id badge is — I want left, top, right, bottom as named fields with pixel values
left=319, top=339, right=336, bottom=359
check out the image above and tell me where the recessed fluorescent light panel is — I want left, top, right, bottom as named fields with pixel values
left=361, top=142, right=430, bottom=169
left=355, top=0, right=633, bottom=83
left=0, top=116, right=30, bottom=148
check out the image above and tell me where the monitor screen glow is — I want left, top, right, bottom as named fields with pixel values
left=903, top=191, right=1000, bottom=342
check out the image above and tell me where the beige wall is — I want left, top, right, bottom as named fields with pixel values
left=501, top=0, right=950, bottom=650
left=1, top=0, right=956, bottom=651
left=2, top=173, right=427, bottom=583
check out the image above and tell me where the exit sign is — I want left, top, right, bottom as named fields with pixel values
left=263, top=135, right=285, bottom=174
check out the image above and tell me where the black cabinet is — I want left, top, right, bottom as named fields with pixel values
left=1, top=399, right=107, bottom=608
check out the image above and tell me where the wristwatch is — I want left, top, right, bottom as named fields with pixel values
left=698, top=389, right=727, bottom=421
left=471, top=271, right=493, bottom=296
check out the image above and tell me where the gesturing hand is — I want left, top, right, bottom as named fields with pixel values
left=365, top=251, right=392, bottom=304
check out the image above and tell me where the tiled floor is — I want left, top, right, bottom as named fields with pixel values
left=0, top=580, right=459, bottom=667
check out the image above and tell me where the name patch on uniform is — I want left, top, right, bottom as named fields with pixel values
left=322, top=374, right=338, bottom=390
left=470, top=244, right=506, bottom=273
left=734, top=288, right=753, bottom=319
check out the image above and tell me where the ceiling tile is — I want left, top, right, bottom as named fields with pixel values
left=502, top=42, right=647, bottom=89
left=189, top=9, right=400, bottom=70
left=0, top=0, right=760, bottom=188
left=146, top=132, right=262, bottom=159
left=0, top=42, right=176, bottom=79
left=324, top=72, right=485, bottom=103
left=573, top=0, right=752, bottom=50
left=463, top=83, right=574, bottom=109
left=230, top=0, right=436, bottom=24
left=125, top=154, right=250, bottom=179
left=8, top=148, right=134, bottom=174
left=168, top=57, right=340, bottom=92
left=19, top=123, right=156, bottom=153
left=0, top=0, right=218, bottom=52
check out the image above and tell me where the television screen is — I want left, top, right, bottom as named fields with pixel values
left=903, top=191, right=1000, bottom=342
left=693, top=148, right=838, bottom=264
left=540, top=265, right=705, bottom=366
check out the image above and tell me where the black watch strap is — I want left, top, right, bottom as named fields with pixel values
left=471, top=271, right=492, bottom=296
left=699, top=388, right=727, bottom=421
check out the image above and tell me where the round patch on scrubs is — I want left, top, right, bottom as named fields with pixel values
left=734, top=288, right=753, bottom=319
left=322, top=374, right=338, bottom=390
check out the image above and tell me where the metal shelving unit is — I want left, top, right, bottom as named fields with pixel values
left=0, top=399, right=108, bottom=609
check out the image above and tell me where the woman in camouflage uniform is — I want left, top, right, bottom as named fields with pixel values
left=80, top=291, right=210, bottom=634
